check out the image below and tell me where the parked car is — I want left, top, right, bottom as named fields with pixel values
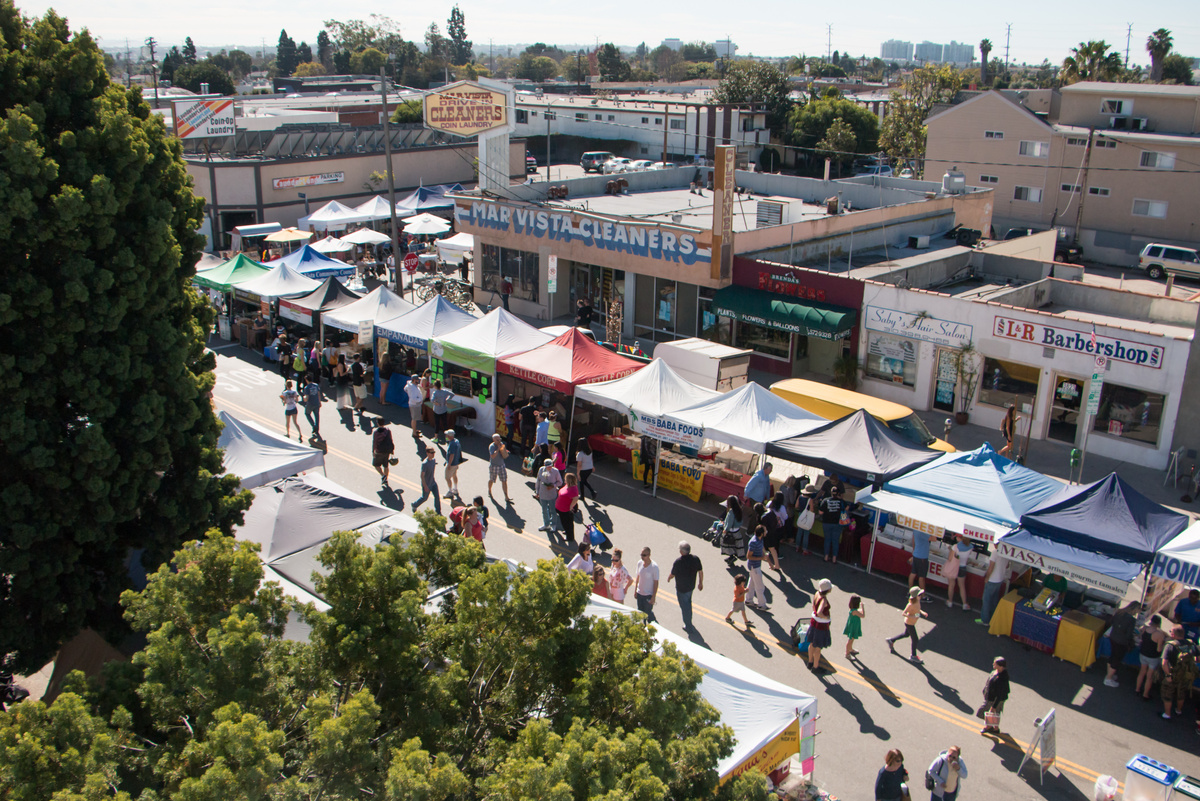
left=580, top=151, right=616, bottom=172
left=1140, top=243, right=1200, bottom=279
left=525, top=153, right=538, bottom=173
left=648, top=161, right=677, bottom=170
left=627, top=159, right=654, bottom=172
left=602, top=157, right=633, bottom=174
left=855, top=164, right=893, bottom=177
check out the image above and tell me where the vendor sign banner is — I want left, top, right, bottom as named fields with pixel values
left=633, top=450, right=704, bottom=502
left=994, top=316, right=1163, bottom=368
left=721, top=719, right=799, bottom=783
left=278, top=299, right=313, bottom=327
left=994, top=541, right=1130, bottom=596
left=630, top=412, right=704, bottom=449
left=1151, top=552, right=1200, bottom=585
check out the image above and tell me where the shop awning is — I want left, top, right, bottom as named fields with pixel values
left=711, top=286, right=856, bottom=341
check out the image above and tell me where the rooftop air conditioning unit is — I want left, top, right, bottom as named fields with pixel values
left=1130, top=117, right=1149, bottom=131
left=908, top=235, right=930, bottom=249
left=1110, top=116, right=1129, bottom=129
left=756, top=199, right=784, bottom=228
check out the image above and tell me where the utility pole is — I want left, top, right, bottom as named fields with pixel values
left=545, top=102, right=552, bottom=182
left=1124, top=23, right=1133, bottom=66
left=380, top=67, right=402, bottom=293
left=124, top=38, right=131, bottom=87
left=1003, top=24, right=1012, bottom=73
left=489, top=39, right=493, bottom=75
left=662, top=103, right=669, bottom=163
left=1072, top=128, right=1095, bottom=245
left=145, top=37, right=159, bottom=109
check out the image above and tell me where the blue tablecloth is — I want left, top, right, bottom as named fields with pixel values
left=1011, top=601, right=1060, bottom=654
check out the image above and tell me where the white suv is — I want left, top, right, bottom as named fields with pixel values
left=1139, top=243, right=1200, bottom=279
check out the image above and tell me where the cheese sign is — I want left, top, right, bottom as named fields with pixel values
left=892, top=513, right=944, bottom=539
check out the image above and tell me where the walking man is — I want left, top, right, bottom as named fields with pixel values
left=886, top=587, right=929, bottom=662
left=1160, top=625, right=1199, bottom=721
left=535, top=458, right=562, bottom=533
left=488, top=434, right=512, bottom=503
left=405, top=375, right=424, bottom=440
left=301, top=373, right=321, bottom=440
left=411, top=446, right=442, bottom=515
left=668, top=541, right=704, bottom=631
left=928, top=746, right=968, bottom=801
left=909, top=530, right=933, bottom=598
left=517, top=399, right=538, bottom=455
left=372, top=420, right=395, bottom=484
left=981, top=656, right=1010, bottom=735
left=633, top=547, right=659, bottom=621
left=443, top=429, right=462, bottom=499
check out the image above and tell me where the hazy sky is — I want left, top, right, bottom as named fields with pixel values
left=18, top=0, right=1200, bottom=66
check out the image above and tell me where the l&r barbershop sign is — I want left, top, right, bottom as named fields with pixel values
left=994, top=317, right=1163, bottom=368
left=456, top=200, right=710, bottom=266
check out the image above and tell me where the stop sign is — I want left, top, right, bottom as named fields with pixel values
left=403, top=252, right=419, bottom=274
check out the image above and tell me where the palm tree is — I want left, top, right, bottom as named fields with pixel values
left=980, top=39, right=993, bottom=85
left=1146, top=28, right=1173, bottom=82
left=1061, top=40, right=1124, bottom=84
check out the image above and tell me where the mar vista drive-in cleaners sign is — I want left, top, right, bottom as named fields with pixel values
left=424, top=81, right=508, bottom=136
left=455, top=200, right=710, bottom=266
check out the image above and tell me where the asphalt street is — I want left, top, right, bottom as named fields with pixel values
left=212, top=342, right=1199, bottom=799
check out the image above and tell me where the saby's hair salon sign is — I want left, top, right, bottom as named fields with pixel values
left=455, top=200, right=710, bottom=266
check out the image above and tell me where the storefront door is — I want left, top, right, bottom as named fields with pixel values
left=932, top=348, right=957, bottom=412
left=1047, top=374, right=1085, bottom=444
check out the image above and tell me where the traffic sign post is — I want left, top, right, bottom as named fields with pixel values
left=403, top=253, right=419, bottom=301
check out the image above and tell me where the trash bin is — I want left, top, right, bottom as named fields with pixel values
left=1173, top=774, right=1200, bottom=801
left=217, top=317, right=232, bottom=340
left=1124, top=755, right=1178, bottom=801
left=1093, top=775, right=1118, bottom=801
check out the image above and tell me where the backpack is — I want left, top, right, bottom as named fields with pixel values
left=372, top=427, right=393, bottom=455
left=293, top=353, right=306, bottom=372
left=1176, top=641, right=1199, bottom=684
left=925, top=754, right=946, bottom=791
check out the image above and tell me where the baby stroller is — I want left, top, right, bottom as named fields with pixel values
left=584, top=520, right=614, bottom=552
left=790, top=617, right=811, bottom=655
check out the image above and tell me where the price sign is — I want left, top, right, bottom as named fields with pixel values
left=403, top=252, right=419, bottom=274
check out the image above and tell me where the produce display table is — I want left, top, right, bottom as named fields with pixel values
left=589, top=434, right=633, bottom=462
left=1011, top=600, right=1060, bottom=654
left=702, top=472, right=749, bottom=501
left=988, top=590, right=1107, bottom=670
left=1053, top=610, right=1106, bottom=671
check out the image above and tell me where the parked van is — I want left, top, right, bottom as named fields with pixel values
left=580, top=151, right=616, bottom=173
left=1139, top=243, right=1200, bottom=279
left=770, top=378, right=955, bottom=452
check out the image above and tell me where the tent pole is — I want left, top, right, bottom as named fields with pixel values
left=652, top=436, right=662, bottom=498
left=866, top=508, right=881, bottom=575
left=565, top=395, right=578, bottom=465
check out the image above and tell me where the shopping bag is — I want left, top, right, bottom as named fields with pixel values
left=974, top=704, right=988, bottom=720
left=984, top=709, right=1001, bottom=728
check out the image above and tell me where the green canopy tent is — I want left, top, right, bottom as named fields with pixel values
left=194, top=253, right=270, bottom=292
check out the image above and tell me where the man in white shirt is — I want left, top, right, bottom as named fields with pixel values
left=404, top=375, right=424, bottom=439
left=634, top=547, right=660, bottom=621
left=976, top=552, right=1010, bottom=626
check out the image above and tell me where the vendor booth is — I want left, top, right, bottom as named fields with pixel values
left=230, top=221, right=282, bottom=254
left=194, top=254, right=272, bottom=341
left=375, top=297, right=477, bottom=427
left=353, top=196, right=397, bottom=221
left=496, top=329, right=644, bottom=450
left=321, top=285, right=415, bottom=361
left=435, top=232, right=474, bottom=264
left=425, top=308, right=554, bottom=434
left=231, top=260, right=320, bottom=300
left=269, top=244, right=357, bottom=280
left=302, top=200, right=371, bottom=232
left=277, top=277, right=361, bottom=334
left=217, top=411, right=326, bottom=489
left=585, top=593, right=819, bottom=784
left=855, top=444, right=1064, bottom=600
left=394, top=184, right=462, bottom=216
left=991, top=473, right=1189, bottom=669
left=310, top=236, right=352, bottom=254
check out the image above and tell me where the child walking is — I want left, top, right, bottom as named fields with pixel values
left=725, top=574, right=752, bottom=629
left=844, top=594, right=865, bottom=657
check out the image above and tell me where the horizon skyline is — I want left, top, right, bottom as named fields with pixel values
left=18, top=0, right=1200, bottom=69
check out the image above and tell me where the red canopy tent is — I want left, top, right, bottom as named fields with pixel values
left=496, top=329, right=643, bottom=394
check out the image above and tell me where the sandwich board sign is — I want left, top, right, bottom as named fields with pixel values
left=1017, top=708, right=1056, bottom=783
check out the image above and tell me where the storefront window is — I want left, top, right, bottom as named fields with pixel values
left=865, top=332, right=918, bottom=386
left=1093, top=384, right=1164, bottom=445
left=699, top=287, right=718, bottom=340
left=482, top=244, right=539, bottom=303
left=634, top=276, right=700, bottom=342
left=979, top=356, right=1040, bottom=410
left=734, top=321, right=790, bottom=360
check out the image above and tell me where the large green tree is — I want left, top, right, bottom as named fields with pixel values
left=1161, top=53, right=1195, bottom=85
left=597, top=43, right=631, bottom=81
left=713, top=60, right=794, bottom=135
left=515, top=52, right=559, bottom=82
left=276, top=29, right=298, bottom=76
left=787, top=94, right=879, bottom=163
left=0, top=528, right=770, bottom=799
left=0, top=1, right=248, bottom=674
left=878, top=63, right=968, bottom=170
left=447, top=5, right=472, bottom=65
left=1060, top=40, right=1124, bottom=84
left=174, top=60, right=236, bottom=95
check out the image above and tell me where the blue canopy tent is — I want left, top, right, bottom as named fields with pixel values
left=269, top=244, right=357, bottom=280
left=394, top=184, right=463, bottom=216
left=997, top=473, right=1189, bottom=596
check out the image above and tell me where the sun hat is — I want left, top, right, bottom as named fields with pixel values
left=909, top=586, right=924, bottom=597
left=818, top=578, right=833, bottom=593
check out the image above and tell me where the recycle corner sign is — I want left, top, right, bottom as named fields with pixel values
left=424, top=81, right=509, bottom=137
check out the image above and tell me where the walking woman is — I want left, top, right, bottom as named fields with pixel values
left=332, top=353, right=351, bottom=410
left=980, top=656, right=1010, bottom=735
left=944, top=533, right=974, bottom=611
left=807, top=578, right=833, bottom=673
left=999, top=404, right=1019, bottom=458
left=886, top=586, right=929, bottom=663
left=556, top=473, right=581, bottom=545
left=874, top=749, right=909, bottom=801
left=720, top=495, right=745, bottom=565
left=575, top=437, right=598, bottom=500
left=794, top=484, right=818, bottom=555
left=1135, top=614, right=1168, bottom=700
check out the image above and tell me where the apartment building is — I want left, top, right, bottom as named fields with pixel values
left=925, top=83, right=1200, bottom=266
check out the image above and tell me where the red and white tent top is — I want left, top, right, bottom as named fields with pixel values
left=496, top=328, right=643, bottom=394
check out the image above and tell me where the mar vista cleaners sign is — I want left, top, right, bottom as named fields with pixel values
left=866, top=306, right=973, bottom=348
left=455, top=201, right=710, bottom=266
left=994, top=316, right=1163, bottom=368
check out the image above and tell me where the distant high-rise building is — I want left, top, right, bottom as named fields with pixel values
left=943, top=41, right=974, bottom=64
left=880, top=39, right=914, bottom=61
left=914, top=41, right=943, bottom=63
left=714, top=39, right=737, bottom=58
left=661, top=38, right=683, bottom=51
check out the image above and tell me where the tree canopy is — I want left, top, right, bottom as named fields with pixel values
left=174, top=61, right=236, bottom=95
left=1060, top=40, right=1124, bottom=84
left=787, top=95, right=879, bottom=162
left=597, top=43, right=631, bottom=82
left=0, top=1, right=248, bottom=674
left=447, top=5, right=473, bottom=65
left=713, top=60, right=794, bottom=135
left=0, top=525, right=771, bottom=799
left=1161, top=53, right=1195, bottom=85
left=878, top=63, right=968, bottom=169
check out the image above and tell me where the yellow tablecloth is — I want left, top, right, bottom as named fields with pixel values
left=988, top=590, right=1021, bottom=638
left=1053, top=610, right=1106, bottom=671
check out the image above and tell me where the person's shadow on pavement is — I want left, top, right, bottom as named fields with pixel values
left=824, top=683, right=892, bottom=738
left=914, top=662, right=973, bottom=714
left=853, top=662, right=903, bottom=709
left=377, top=485, right=404, bottom=510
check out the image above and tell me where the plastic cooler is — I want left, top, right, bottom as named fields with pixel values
left=1174, top=774, right=1200, bottom=801
left=1124, top=755, right=1178, bottom=801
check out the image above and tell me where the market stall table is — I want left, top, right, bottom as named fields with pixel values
left=988, top=590, right=1107, bottom=670
left=1053, top=610, right=1106, bottom=670
left=588, top=433, right=634, bottom=462
left=423, top=398, right=472, bottom=432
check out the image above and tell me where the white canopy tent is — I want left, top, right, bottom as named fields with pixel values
left=575, top=358, right=721, bottom=434
left=353, top=196, right=397, bottom=221
left=230, top=260, right=321, bottom=300
left=402, top=212, right=451, bottom=236
left=435, top=232, right=474, bottom=264
left=1154, top=521, right=1200, bottom=585
left=310, top=236, right=352, bottom=254
left=303, top=200, right=372, bottom=232
left=667, top=382, right=825, bottom=453
left=217, top=411, right=326, bottom=489
left=341, top=228, right=392, bottom=246
left=322, top=285, right=416, bottom=334
left=585, top=593, right=817, bottom=781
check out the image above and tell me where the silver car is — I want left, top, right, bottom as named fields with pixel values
left=1140, top=243, right=1200, bottom=279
